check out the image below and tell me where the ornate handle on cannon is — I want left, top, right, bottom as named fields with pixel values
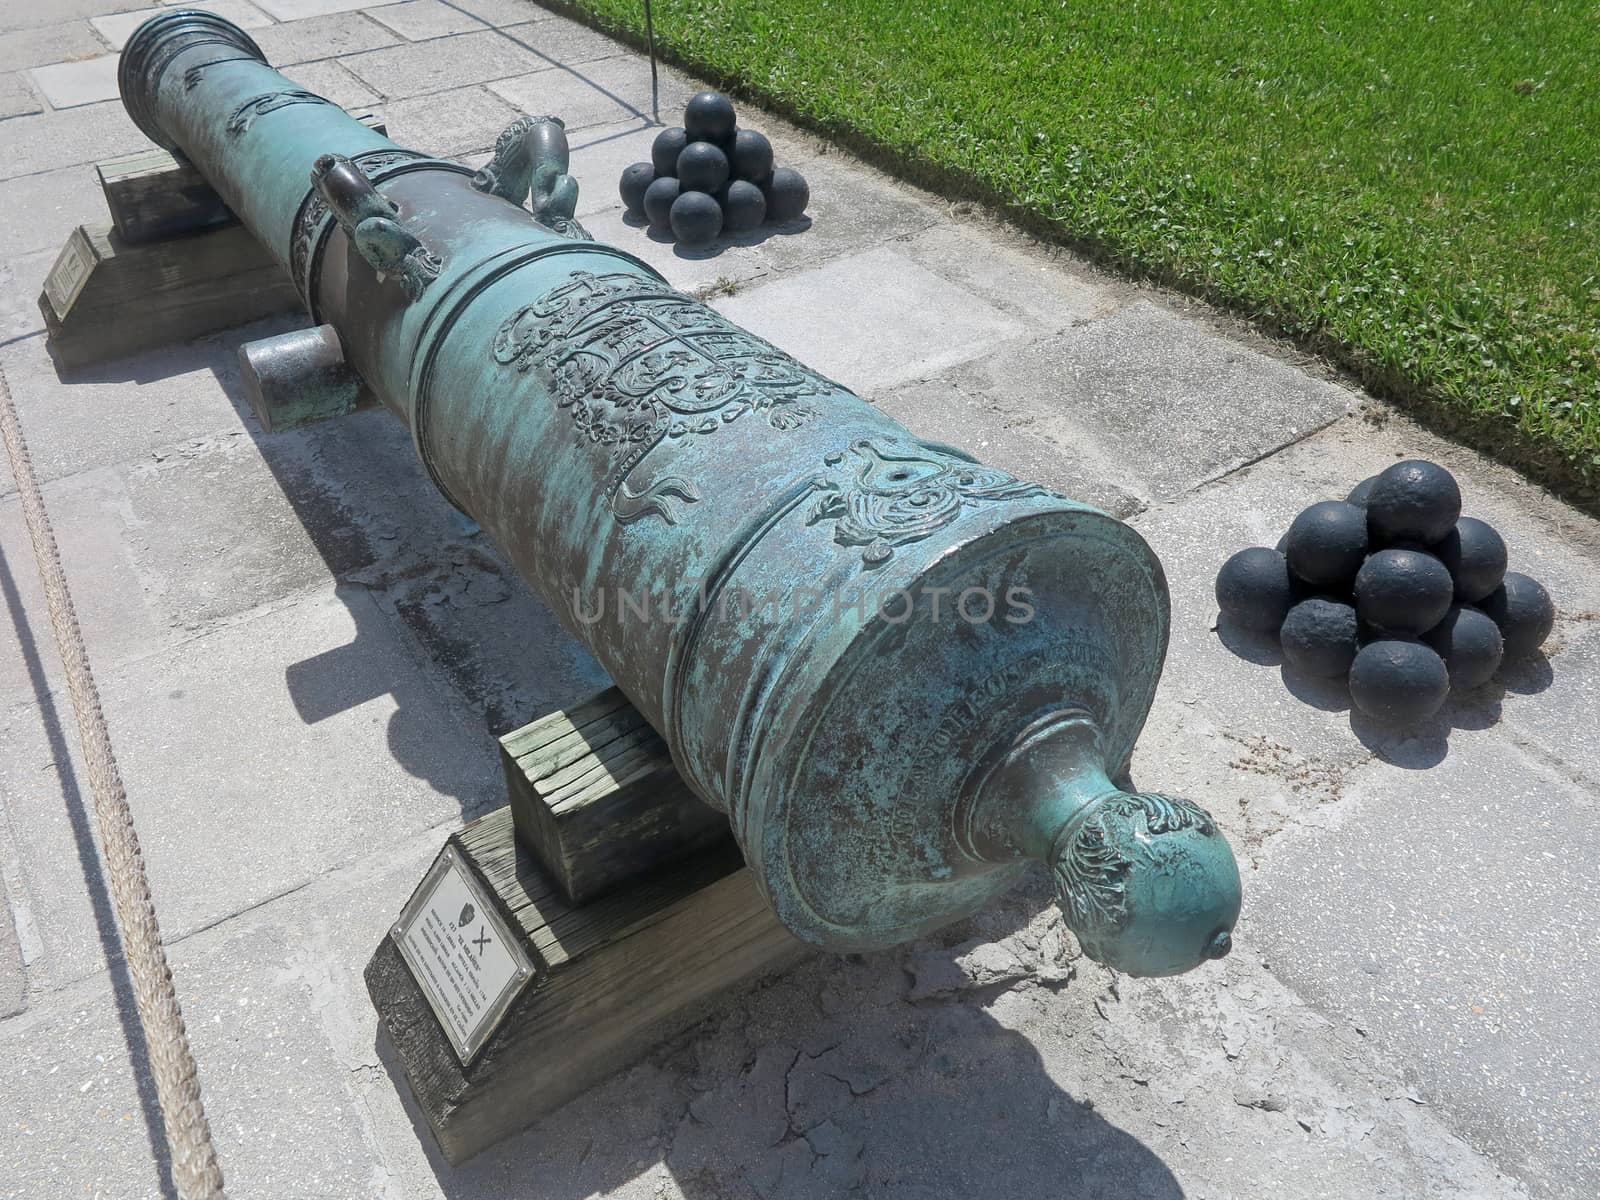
left=471, top=114, right=589, bottom=240
left=960, top=709, right=1240, bottom=976
left=311, top=152, right=442, bottom=301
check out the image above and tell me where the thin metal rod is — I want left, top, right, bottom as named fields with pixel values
left=644, top=0, right=659, bottom=122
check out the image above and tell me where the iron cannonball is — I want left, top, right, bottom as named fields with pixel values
left=1280, top=598, right=1360, bottom=679
left=642, top=176, right=681, bottom=228
left=1423, top=605, right=1504, bottom=690
left=684, top=90, right=737, bottom=144
left=1353, top=548, right=1454, bottom=636
left=1345, top=474, right=1380, bottom=509
left=651, top=127, right=688, bottom=176
left=1349, top=640, right=1450, bottom=724
left=1284, top=500, right=1369, bottom=589
left=1478, top=572, right=1555, bottom=660
left=619, top=161, right=656, bottom=215
left=730, top=128, right=774, bottom=182
left=676, top=141, right=730, bottom=194
left=763, top=166, right=809, bottom=221
left=1215, top=547, right=1296, bottom=632
left=669, top=189, right=723, bottom=247
left=720, top=179, right=767, bottom=231
left=1434, top=516, right=1508, bottom=603
left=1367, top=459, right=1462, bottom=544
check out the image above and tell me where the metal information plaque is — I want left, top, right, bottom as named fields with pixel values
left=392, top=845, right=535, bottom=1065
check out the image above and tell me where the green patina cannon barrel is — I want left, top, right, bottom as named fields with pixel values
left=121, top=12, right=1241, bottom=975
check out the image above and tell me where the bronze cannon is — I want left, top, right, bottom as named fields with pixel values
left=119, top=11, right=1240, bottom=976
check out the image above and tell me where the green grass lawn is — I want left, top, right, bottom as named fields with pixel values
left=560, top=0, right=1599, bottom=498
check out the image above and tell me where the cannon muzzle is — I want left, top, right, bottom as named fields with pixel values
left=120, top=11, right=1240, bottom=975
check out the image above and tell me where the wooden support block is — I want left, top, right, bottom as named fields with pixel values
left=39, top=222, right=301, bottom=370
left=500, top=687, right=730, bottom=905
left=96, top=110, right=385, bottom=243
left=366, top=806, right=805, bottom=1165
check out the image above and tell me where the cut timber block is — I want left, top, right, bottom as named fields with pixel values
left=366, top=806, right=805, bottom=1165
left=97, top=110, right=385, bottom=243
left=500, top=687, right=729, bottom=905
left=39, top=222, right=300, bottom=370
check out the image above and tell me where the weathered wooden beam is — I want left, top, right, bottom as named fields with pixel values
left=366, top=806, right=805, bottom=1165
left=39, top=221, right=302, bottom=370
left=96, top=110, right=385, bottom=244
left=500, top=686, right=729, bottom=905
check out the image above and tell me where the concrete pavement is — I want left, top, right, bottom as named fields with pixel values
left=1, top=1, right=1594, bottom=1197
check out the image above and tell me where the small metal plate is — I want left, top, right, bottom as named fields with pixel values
left=43, top=233, right=93, bottom=319
left=392, top=844, right=535, bottom=1065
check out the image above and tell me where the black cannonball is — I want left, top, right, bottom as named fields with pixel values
left=1478, top=572, right=1555, bottom=660
left=1433, top=516, right=1508, bottom=603
left=619, top=161, right=656, bottom=215
left=1423, top=605, right=1504, bottom=690
left=1284, top=500, right=1369, bottom=589
left=669, top=189, right=723, bottom=248
left=1349, top=640, right=1450, bottom=724
left=676, top=141, right=730, bottom=195
left=1280, top=598, right=1360, bottom=679
left=642, top=176, right=681, bottom=228
left=1353, top=548, right=1454, bottom=635
left=763, top=166, right=809, bottom=221
left=1345, top=474, right=1380, bottom=509
left=684, top=91, right=737, bottom=144
left=729, top=128, right=774, bottom=182
left=1367, top=459, right=1462, bottom=544
left=1215, top=547, right=1296, bottom=633
left=720, top=179, right=767, bottom=232
left=651, top=127, right=688, bottom=177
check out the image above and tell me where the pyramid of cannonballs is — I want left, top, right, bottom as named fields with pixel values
left=618, top=91, right=809, bottom=249
left=1215, top=460, right=1554, bottom=725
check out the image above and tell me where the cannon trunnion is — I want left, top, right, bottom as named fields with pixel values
left=119, top=12, right=1240, bottom=978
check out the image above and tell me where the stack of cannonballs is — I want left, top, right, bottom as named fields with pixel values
left=1215, top=460, right=1554, bottom=725
left=618, top=90, right=810, bottom=249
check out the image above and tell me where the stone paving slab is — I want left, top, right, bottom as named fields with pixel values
left=0, top=19, right=110, bottom=74
left=0, top=323, right=260, bottom=490
left=249, top=9, right=399, bottom=65
left=946, top=299, right=1356, bottom=504
left=487, top=52, right=697, bottom=134
left=870, top=373, right=1145, bottom=520
left=0, top=582, right=502, bottom=990
left=1, top=98, right=148, bottom=179
left=92, top=0, right=274, bottom=52
left=0, top=69, right=42, bottom=119
left=366, top=0, right=493, bottom=41
left=714, top=245, right=1026, bottom=394
left=282, top=56, right=380, bottom=108
left=0, top=165, right=109, bottom=259
left=342, top=26, right=551, bottom=97
left=382, top=82, right=523, bottom=156
left=29, top=51, right=119, bottom=109
left=1248, top=735, right=1599, bottom=1198
left=253, top=0, right=376, bottom=19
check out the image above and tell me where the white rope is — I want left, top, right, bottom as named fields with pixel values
left=0, top=363, right=226, bottom=1199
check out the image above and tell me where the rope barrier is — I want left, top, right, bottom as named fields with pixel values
left=0, top=363, right=227, bottom=1199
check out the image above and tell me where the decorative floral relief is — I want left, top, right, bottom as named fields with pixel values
left=492, top=271, right=833, bottom=524
left=1052, top=792, right=1216, bottom=934
left=805, top=440, right=1050, bottom=566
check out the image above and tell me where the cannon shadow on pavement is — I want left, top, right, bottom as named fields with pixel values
left=52, top=315, right=609, bottom=819
left=376, top=921, right=1184, bottom=1200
